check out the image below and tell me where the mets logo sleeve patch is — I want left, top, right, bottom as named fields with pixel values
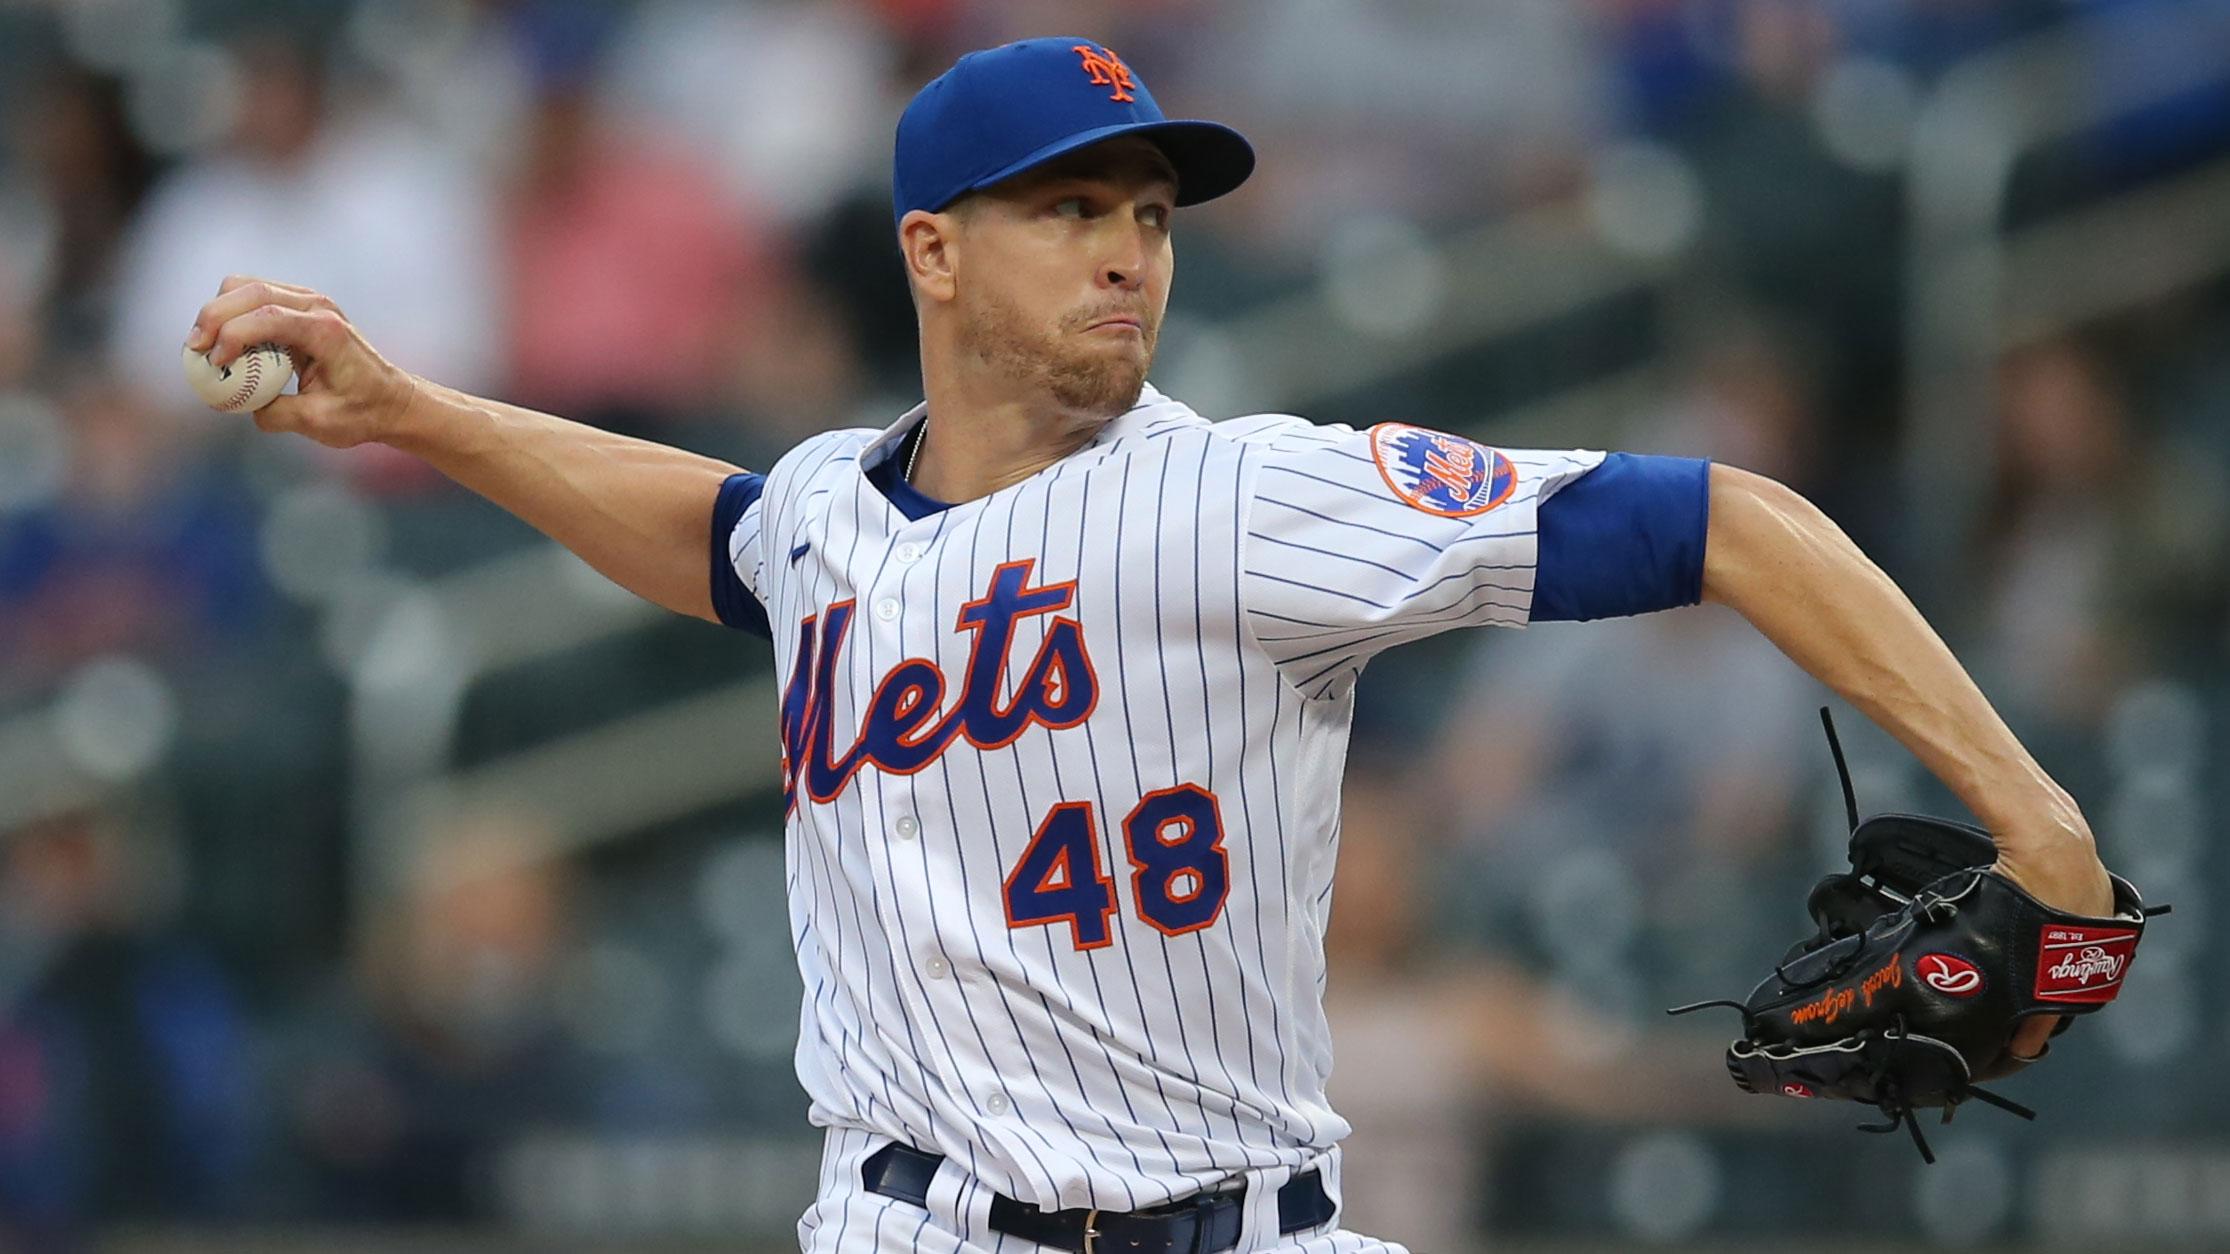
left=1226, top=415, right=1605, bottom=700
left=1368, top=422, right=1518, bottom=518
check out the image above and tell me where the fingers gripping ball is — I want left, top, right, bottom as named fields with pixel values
left=182, top=343, right=295, bottom=413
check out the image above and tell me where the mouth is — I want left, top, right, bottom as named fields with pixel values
left=1084, top=315, right=1144, bottom=335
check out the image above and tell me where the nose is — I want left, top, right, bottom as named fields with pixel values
left=1098, top=221, right=1149, bottom=291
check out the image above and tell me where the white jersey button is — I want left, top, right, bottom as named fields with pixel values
left=895, top=542, right=924, bottom=564
left=875, top=598, right=900, bottom=621
left=893, top=816, right=919, bottom=840
left=985, top=1093, right=1012, bottom=1116
left=923, top=956, right=950, bottom=980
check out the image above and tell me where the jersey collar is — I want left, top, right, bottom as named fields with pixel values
left=856, top=382, right=1189, bottom=474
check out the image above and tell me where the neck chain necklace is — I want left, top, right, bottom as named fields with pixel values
left=904, top=420, right=925, bottom=483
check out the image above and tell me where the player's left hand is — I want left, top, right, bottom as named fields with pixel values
left=1991, top=835, right=2115, bottom=1061
left=1675, top=799, right=2156, bottom=1163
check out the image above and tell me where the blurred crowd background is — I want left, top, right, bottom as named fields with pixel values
left=0, top=0, right=2227, bottom=1250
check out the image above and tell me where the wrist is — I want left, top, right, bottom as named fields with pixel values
left=379, top=373, right=431, bottom=449
left=1987, top=804, right=2094, bottom=855
left=1961, top=763, right=2091, bottom=854
left=383, top=376, right=485, bottom=459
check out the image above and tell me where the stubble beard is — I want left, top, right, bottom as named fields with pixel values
left=959, top=288, right=1156, bottom=419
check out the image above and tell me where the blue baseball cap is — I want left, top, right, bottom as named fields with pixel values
left=893, top=37, right=1254, bottom=225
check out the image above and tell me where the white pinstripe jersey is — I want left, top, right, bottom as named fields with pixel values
left=725, top=384, right=1604, bottom=1213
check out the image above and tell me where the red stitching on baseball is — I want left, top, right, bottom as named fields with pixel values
left=231, top=353, right=263, bottom=408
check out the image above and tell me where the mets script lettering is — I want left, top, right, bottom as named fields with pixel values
left=1419, top=437, right=1481, bottom=496
left=781, top=560, right=1099, bottom=809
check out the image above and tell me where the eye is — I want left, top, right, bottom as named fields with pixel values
left=1140, top=204, right=1172, bottom=230
left=1053, top=197, right=1087, bottom=219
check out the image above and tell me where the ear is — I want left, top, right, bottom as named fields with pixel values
left=899, top=209, right=960, bottom=306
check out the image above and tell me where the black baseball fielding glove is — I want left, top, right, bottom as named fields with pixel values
left=1670, top=710, right=2166, bottom=1162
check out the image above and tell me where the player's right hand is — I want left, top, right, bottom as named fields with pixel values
left=185, top=276, right=418, bottom=449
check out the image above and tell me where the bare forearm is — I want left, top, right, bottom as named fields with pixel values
left=1698, top=465, right=2088, bottom=853
left=188, top=278, right=747, bottom=621
left=390, top=378, right=743, bottom=622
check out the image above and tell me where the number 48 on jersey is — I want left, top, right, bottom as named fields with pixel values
left=1001, top=784, right=1231, bottom=949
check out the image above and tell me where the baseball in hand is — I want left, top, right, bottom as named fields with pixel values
left=182, top=342, right=294, bottom=412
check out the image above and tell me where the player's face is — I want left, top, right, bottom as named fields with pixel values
left=949, top=139, right=1178, bottom=418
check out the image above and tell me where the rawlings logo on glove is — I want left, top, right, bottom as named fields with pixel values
left=2036, top=927, right=2139, bottom=1000
left=1917, top=954, right=1983, bottom=996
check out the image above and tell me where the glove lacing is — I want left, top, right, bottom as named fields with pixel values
left=1853, top=1014, right=2037, bottom=1165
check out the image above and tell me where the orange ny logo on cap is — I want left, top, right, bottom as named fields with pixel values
left=1072, top=43, right=1136, bottom=103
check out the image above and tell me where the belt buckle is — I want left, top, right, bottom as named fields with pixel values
left=1081, top=1208, right=1100, bottom=1254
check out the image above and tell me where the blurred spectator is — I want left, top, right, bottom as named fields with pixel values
left=343, top=0, right=539, bottom=179
left=1431, top=611, right=1821, bottom=952
left=107, top=28, right=502, bottom=436
left=501, top=13, right=776, bottom=425
left=802, top=186, right=923, bottom=401
left=0, top=801, right=256, bottom=1246
left=1327, top=749, right=1772, bottom=1248
left=1197, top=0, right=1610, bottom=246
left=279, top=813, right=597, bottom=1221
left=8, top=69, right=158, bottom=355
left=1635, top=310, right=1822, bottom=493
left=0, top=370, right=262, bottom=696
left=2127, top=298, right=2230, bottom=671
left=0, top=171, right=55, bottom=390
left=1595, top=0, right=1723, bottom=136
left=716, top=270, right=877, bottom=463
left=600, top=0, right=898, bottom=228
left=1323, top=757, right=1499, bottom=1252
left=1677, top=0, right=1904, bottom=473
left=1634, top=303, right=1915, bottom=555
left=1974, top=341, right=2228, bottom=737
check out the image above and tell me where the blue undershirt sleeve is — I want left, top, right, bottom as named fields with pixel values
left=1532, top=453, right=1711, bottom=622
left=710, top=471, right=771, bottom=637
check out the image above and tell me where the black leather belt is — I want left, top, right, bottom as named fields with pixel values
left=862, top=1142, right=1336, bottom=1253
